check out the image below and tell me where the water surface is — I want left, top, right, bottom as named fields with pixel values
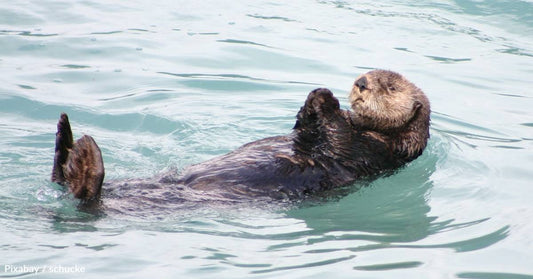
left=1, top=0, right=533, bottom=278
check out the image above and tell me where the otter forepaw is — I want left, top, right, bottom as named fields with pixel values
left=306, top=88, right=340, bottom=117
left=295, top=88, right=341, bottom=129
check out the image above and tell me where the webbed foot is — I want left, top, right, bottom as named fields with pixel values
left=51, top=113, right=104, bottom=201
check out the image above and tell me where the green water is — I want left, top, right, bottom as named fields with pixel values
left=1, top=0, right=532, bottom=278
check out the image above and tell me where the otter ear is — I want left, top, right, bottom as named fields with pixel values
left=413, top=100, right=423, bottom=111
left=411, top=100, right=423, bottom=117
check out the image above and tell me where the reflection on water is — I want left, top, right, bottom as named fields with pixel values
left=279, top=135, right=509, bottom=272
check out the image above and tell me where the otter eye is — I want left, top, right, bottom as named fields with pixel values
left=386, top=83, right=396, bottom=92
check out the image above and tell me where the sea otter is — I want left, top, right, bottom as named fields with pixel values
left=51, top=70, right=430, bottom=204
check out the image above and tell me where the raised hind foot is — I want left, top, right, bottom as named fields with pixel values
left=51, top=113, right=105, bottom=202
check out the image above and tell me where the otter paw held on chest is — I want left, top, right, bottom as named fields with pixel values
left=306, top=88, right=340, bottom=116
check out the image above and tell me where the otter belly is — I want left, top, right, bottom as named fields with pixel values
left=171, top=135, right=327, bottom=200
left=94, top=134, right=340, bottom=211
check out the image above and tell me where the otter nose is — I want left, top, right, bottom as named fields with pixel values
left=355, top=76, right=368, bottom=90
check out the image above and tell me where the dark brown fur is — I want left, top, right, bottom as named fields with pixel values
left=52, top=114, right=104, bottom=202
left=51, top=70, right=430, bottom=203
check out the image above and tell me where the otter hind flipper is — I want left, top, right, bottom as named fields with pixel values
left=65, top=135, right=105, bottom=200
left=51, top=113, right=74, bottom=184
left=51, top=113, right=105, bottom=201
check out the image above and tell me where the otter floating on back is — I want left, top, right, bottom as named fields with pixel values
left=51, top=70, right=430, bottom=206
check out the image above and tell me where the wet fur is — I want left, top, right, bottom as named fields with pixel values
left=52, top=114, right=104, bottom=202
left=51, top=70, right=430, bottom=204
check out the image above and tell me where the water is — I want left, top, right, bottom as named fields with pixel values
left=1, top=0, right=532, bottom=278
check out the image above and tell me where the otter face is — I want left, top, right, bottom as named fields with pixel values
left=349, top=70, right=426, bottom=131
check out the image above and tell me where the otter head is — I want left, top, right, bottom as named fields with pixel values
left=349, top=70, right=429, bottom=131
left=349, top=70, right=431, bottom=160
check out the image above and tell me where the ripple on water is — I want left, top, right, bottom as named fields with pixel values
left=1, top=0, right=533, bottom=277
